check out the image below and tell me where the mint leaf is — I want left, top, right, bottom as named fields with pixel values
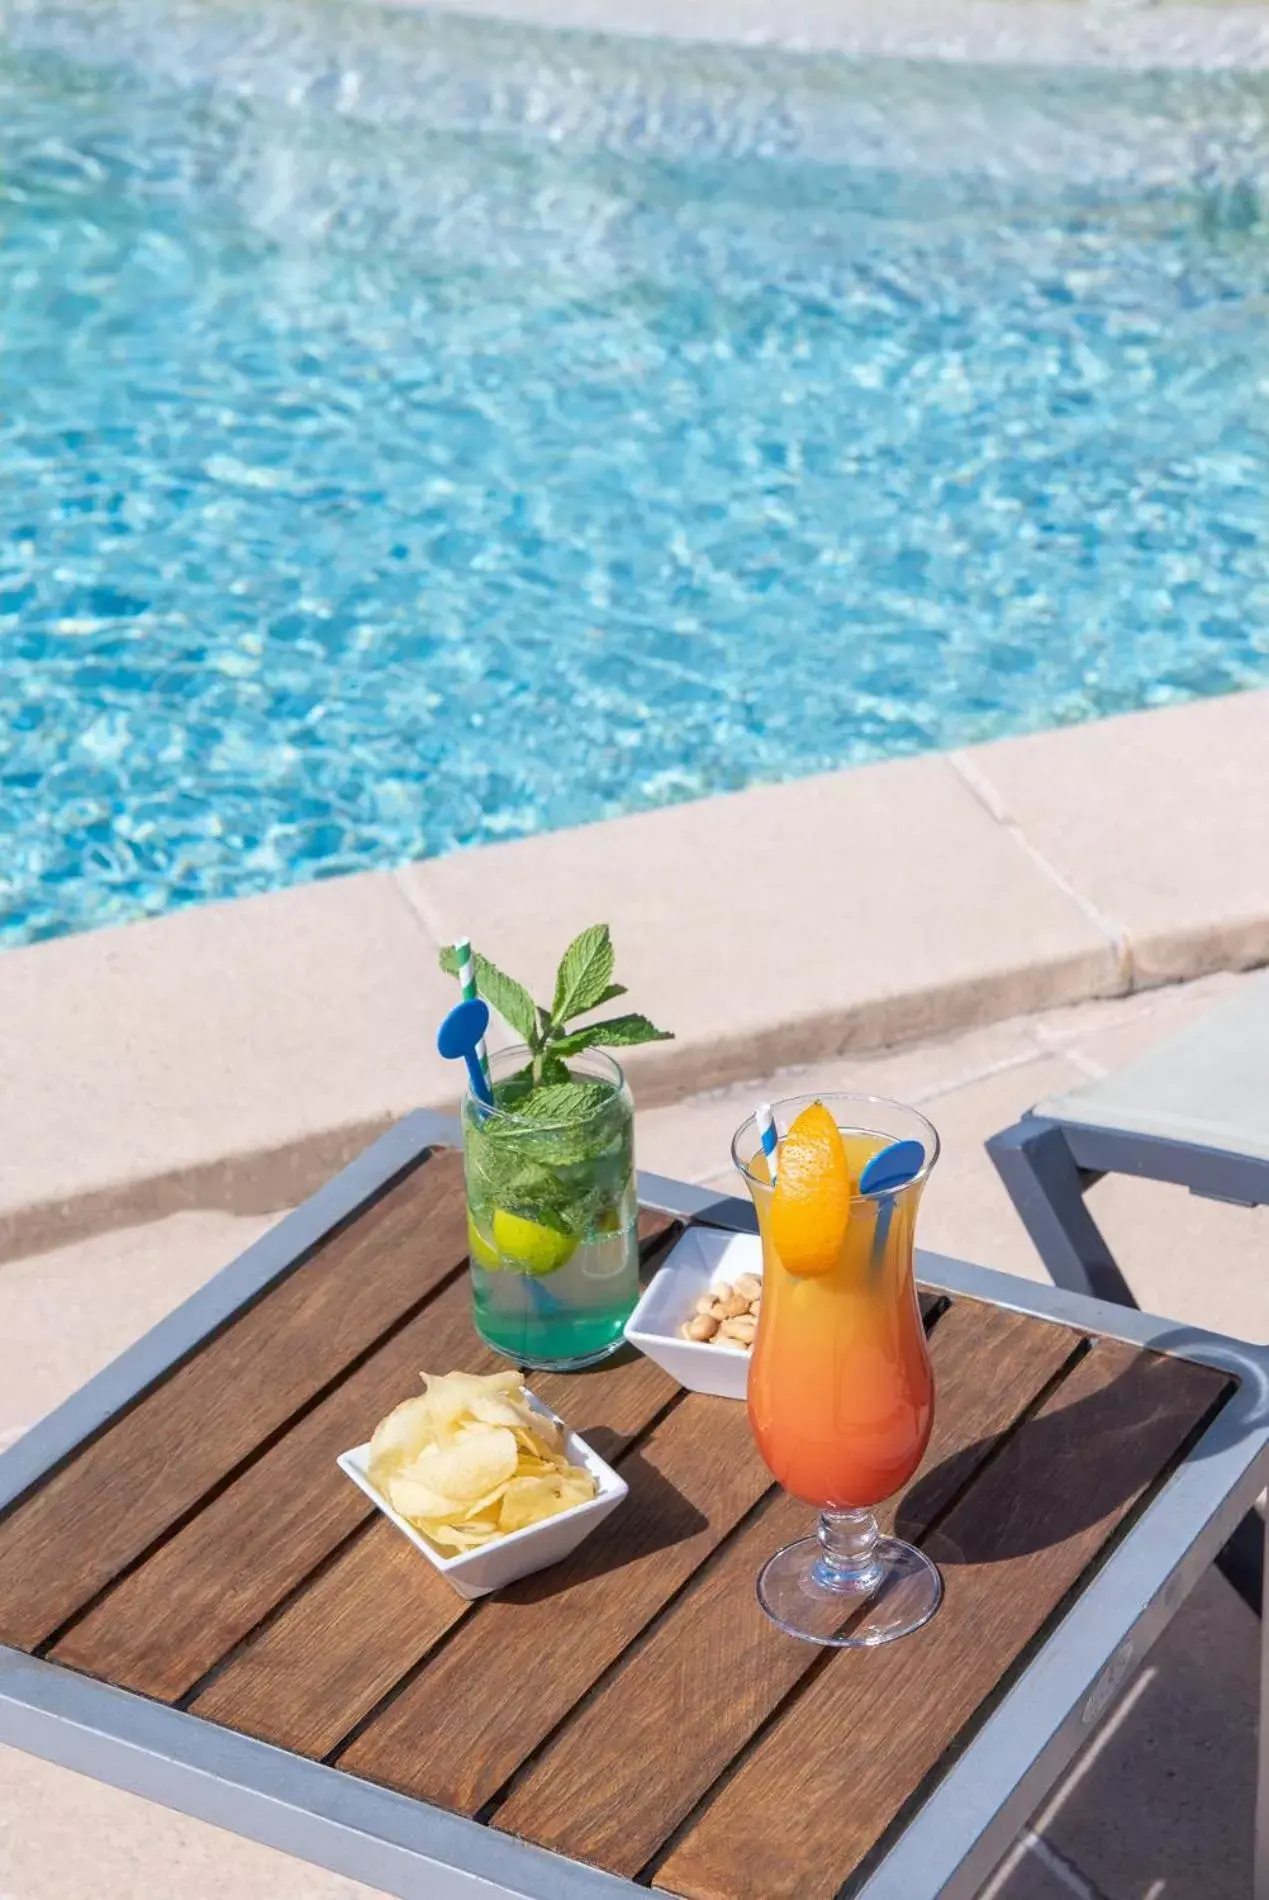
left=551, top=925, right=615, bottom=1024
left=438, top=944, right=537, bottom=1044
left=469, top=1082, right=631, bottom=1231
left=500, top=1057, right=570, bottom=1099
left=513, top=1081, right=614, bottom=1125
left=552, top=1013, right=674, bottom=1055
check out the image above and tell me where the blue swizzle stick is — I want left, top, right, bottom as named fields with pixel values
left=858, top=1140, right=925, bottom=1198
left=859, top=1138, right=926, bottom=1275
left=437, top=998, right=494, bottom=1107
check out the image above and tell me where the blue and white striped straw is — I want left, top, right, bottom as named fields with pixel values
left=454, top=937, right=491, bottom=1090
left=756, top=1102, right=779, bottom=1183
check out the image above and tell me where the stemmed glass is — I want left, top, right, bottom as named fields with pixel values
left=732, top=1092, right=942, bottom=1647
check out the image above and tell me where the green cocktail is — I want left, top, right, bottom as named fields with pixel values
left=463, top=1046, right=637, bottom=1368
left=440, top=924, right=672, bottom=1371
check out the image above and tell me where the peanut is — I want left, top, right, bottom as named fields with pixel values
left=719, top=1315, right=757, bottom=1346
left=681, top=1276, right=762, bottom=1351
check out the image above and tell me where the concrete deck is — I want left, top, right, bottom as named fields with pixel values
left=3, top=689, right=1268, bottom=1263
left=3, top=968, right=1267, bottom=1899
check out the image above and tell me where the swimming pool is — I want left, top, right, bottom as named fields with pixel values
left=3, top=0, right=1269, bottom=944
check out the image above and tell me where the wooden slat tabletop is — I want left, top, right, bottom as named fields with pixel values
left=0, top=1147, right=1234, bottom=1900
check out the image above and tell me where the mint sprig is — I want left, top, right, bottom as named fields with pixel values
left=439, top=924, right=673, bottom=1093
left=551, top=923, right=618, bottom=1023
left=437, top=946, right=537, bottom=1044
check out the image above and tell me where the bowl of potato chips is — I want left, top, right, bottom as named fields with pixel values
left=339, top=1369, right=626, bottom=1599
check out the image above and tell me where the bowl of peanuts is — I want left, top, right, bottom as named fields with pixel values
left=623, top=1227, right=764, bottom=1400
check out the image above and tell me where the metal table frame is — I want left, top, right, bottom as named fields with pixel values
left=3, top=1107, right=1269, bottom=1900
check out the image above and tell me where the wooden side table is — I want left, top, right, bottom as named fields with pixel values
left=1, top=1109, right=1266, bottom=1900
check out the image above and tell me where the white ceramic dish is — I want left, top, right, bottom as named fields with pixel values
left=337, top=1395, right=627, bottom=1601
left=624, top=1226, right=763, bottom=1401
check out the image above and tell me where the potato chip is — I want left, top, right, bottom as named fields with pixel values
left=511, top=1420, right=565, bottom=1459
left=368, top=1396, right=436, bottom=1481
left=512, top=1457, right=562, bottom=1479
left=467, top=1392, right=536, bottom=1432
left=421, top=1520, right=497, bottom=1552
left=385, top=1469, right=455, bottom=1523
left=456, top=1482, right=520, bottom=1522
left=367, top=1369, right=598, bottom=1552
left=410, top=1427, right=519, bottom=1504
left=498, top=1471, right=594, bottom=1533
left=421, top=1370, right=522, bottom=1443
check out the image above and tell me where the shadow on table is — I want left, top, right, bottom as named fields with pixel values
left=895, top=1326, right=1269, bottom=1565
left=504, top=1441, right=706, bottom=1601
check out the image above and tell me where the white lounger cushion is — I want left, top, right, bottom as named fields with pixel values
left=1036, top=973, right=1269, bottom=1163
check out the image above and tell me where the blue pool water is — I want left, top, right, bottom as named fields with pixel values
left=3, top=0, right=1269, bottom=944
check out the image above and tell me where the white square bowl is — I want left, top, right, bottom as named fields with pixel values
left=337, top=1395, right=627, bottom=1601
left=624, top=1226, right=763, bottom=1401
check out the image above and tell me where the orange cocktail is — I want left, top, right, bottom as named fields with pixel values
left=733, top=1094, right=942, bottom=1648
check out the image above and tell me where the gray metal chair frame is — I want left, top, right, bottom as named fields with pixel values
left=988, top=1112, right=1269, bottom=1613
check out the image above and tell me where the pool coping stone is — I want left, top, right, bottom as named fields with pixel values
left=2, top=688, right=1267, bottom=1262
left=384, top=0, right=1269, bottom=70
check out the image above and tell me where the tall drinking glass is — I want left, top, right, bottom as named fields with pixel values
left=462, top=1045, right=639, bottom=1371
left=732, top=1093, right=942, bottom=1647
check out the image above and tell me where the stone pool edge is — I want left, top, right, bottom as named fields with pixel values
left=381, top=0, right=1269, bottom=71
left=3, top=688, right=1267, bottom=1263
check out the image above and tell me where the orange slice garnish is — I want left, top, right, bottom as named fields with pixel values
left=769, top=1101, right=851, bottom=1278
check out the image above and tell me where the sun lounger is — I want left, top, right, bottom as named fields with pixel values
left=988, top=973, right=1269, bottom=1613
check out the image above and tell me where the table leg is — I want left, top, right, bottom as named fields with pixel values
left=1256, top=1508, right=1269, bottom=1899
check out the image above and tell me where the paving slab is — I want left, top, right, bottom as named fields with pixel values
left=1037, top=1565, right=1259, bottom=1900
left=906, top=1053, right=1091, bottom=1281
left=635, top=1015, right=1050, bottom=1193
left=0, top=1743, right=380, bottom=1900
left=403, top=750, right=1117, bottom=1107
left=1029, top=970, right=1241, bottom=1062
left=0, top=874, right=450, bottom=1262
left=963, top=691, right=1269, bottom=988
left=0, top=1211, right=280, bottom=1449
left=979, top=1837, right=1106, bottom=1900
left=1087, top=1171, right=1269, bottom=1344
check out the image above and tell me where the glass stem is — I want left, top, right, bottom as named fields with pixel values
left=811, top=1508, right=885, bottom=1594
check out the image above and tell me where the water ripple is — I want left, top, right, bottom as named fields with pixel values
left=2, top=0, right=1269, bottom=941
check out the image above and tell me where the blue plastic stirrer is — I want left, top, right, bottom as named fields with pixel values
left=437, top=999, right=562, bottom=1316
left=858, top=1140, right=925, bottom=1197
left=859, top=1138, right=925, bottom=1276
left=437, top=998, right=494, bottom=1107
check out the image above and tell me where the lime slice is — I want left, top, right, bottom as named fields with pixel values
left=491, top=1209, right=577, bottom=1277
left=467, top=1212, right=502, bottom=1272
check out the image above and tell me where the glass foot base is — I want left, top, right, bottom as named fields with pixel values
left=757, top=1533, right=942, bottom=1647
left=482, top=1337, right=627, bottom=1373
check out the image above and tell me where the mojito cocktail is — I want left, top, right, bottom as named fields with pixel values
left=463, top=1045, right=639, bottom=1369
